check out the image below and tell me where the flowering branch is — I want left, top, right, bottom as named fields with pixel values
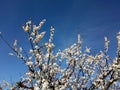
left=0, top=19, right=120, bottom=90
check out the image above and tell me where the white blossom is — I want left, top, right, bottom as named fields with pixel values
left=34, top=32, right=46, bottom=43
left=26, top=61, right=33, bottom=66
left=8, top=53, right=14, bottom=56
left=13, top=40, right=17, bottom=47
left=19, top=47, right=23, bottom=52
left=42, top=80, right=49, bottom=90
left=85, top=47, right=91, bottom=53
left=104, top=37, right=110, bottom=52
left=34, top=84, right=40, bottom=90
left=29, top=49, right=33, bottom=53
left=1, top=19, right=119, bottom=90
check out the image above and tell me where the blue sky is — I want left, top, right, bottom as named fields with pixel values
left=0, top=0, right=120, bottom=83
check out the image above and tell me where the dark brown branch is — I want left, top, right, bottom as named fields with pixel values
left=104, top=78, right=118, bottom=90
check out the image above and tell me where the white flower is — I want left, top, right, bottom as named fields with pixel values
left=19, top=47, right=23, bottom=52
left=51, top=26, right=54, bottom=31
left=22, top=20, right=31, bottom=32
left=117, top=32, right=120, bottom=40
left=25, top=77, right=32, bottom=83
left=47, top=43, right=54, bottom=53
left=59, top=86, right=66, bottom=90
left=112, top=64, right=118, bottom=68
left=39, top=19, right=46, bottom=27
left=28, top=56, right=32, bottom=61
left=81, top=76, right=85, bottom=80
left=108, top=66, right=112, bottom=70
left=8, top=53, right=14, bottom=56
left=26, top=19, right=31, bottom=25
left=104, top=72, right=108, bottom=76
left=26, top=61, right=33, bottom=66
left=31, top=32, right=35, bottom=36
left=42, top=64, right=47, bottom=71
left=29, top=49, right=33, bottom=53
left=26, top=72, right=32, bottom=76
left=42, top=80, right=49, bottom=90
left=10, top=86, right=15, bottom=90
left=29, top=36, right=33, bottom=40
left=34, top=84, right=40, bottom=90
left=22, top=24, right=30, bottom=32
left=33, top=24, right=40, bottom=31
left=35, top=45, right=39, bottom=49
left=46, top=53, right=49, bottom=58
left=34, top=32, right=46, bottom=44
left=33, top=19, right=46, bottom=32
left=85, top=47, right=91, bottom=53
left=104, top=37, right=110, bottom=52
left=48, top=43, right=54, bottom=48
left=13, top=40, right=17, bottom=47
left=36, top=80, right=41, bottom=84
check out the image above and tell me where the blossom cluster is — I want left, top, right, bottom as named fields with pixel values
left=0, top=19, right=120, bottom=90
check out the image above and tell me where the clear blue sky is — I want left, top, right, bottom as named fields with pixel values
left=0, top=0, right=120, bottom=83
